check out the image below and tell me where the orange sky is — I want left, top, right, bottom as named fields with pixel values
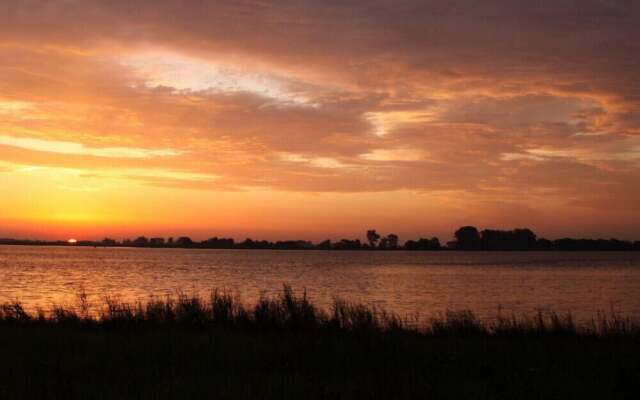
left=1, top=1, right=639, bottom=241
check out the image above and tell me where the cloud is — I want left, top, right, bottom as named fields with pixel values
left=0, top=135, right=183, bottom=159
left=121, top=51, right=317, bottom=107
left=360, top=148, right=426, bottom=162
left=1, top=0, right=640, bottom=237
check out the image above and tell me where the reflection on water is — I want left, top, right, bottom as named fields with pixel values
left=1, top=245, right=639, bottom=322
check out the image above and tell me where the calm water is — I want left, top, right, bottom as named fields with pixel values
left=1, top=245, right=639, bottom=322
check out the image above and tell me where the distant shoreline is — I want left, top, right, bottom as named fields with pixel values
left=1, top=242, right=639, bottom=252
left=2, top=226, right=639, bottom=251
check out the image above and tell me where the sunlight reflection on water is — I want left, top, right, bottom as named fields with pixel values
left=1, top=246, right=639, bottom=322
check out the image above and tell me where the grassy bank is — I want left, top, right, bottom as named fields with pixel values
left=1, top=286, right=639, bottom=399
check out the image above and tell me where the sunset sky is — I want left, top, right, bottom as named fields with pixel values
left=1, top=0, right=639, bottom=241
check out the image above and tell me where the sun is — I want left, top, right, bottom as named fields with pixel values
left=67, top=238, right=78, bottom=244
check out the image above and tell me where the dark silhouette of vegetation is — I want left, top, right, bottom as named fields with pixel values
left=0, top=286, right=639, bottom=399
left=552, top=237, right=640, bottom=251
left=1, top=226, right=639, bottom=251
left=132, top=236, right=149, bottom=247
left=331, top=239, right=363, bottom=250
left=176, top=236, right=194, bottom=246
left=149, top=237, right=165, bottom=246
left=101, top=237, right=118, bottom=246
left=379, top=233, right=399, bottom=249
left=480, top=228, right=537, bottom=250
left=454, top=226, right=482, bottom=250
left=404, top=237, right=442, bottom=250
left=447, top=227, right=640, bottom=251
left=203, top=237, right=235, bottom=248
left=366, top=229, right=381, bottom=248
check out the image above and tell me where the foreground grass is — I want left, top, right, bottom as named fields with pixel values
left=1, top=286, right=639, bottom=399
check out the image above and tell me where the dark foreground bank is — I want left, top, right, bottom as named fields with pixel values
left=1, top=287, right=639, bottom=400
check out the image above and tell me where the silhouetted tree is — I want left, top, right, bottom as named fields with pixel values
left=236, top=238, right=274, bottom=249
left=536, top=238, right=553, bottom=250
left=454, top=226, right=481, bottom=250
left=274, top=240, right=313, bottom=250
left=513, top=228, right=537, bottom=249
left=380, top=233, right=399, bottom=249
left=332, top=239, right=362, bottom=250
left=480, top=228, right=537, bottom=250
left=202, top=237, right=234, bottom=248
left=388, top=234, right=399, bottom=249
left=149, top=237, right=165, bottom=246
left=237, top=238, right=255, bottom=249
left=176, top=237, right=193, bottom=247
left=132, top=236, right=148, bottom=247
left=366, top=230, right=380, bottom=248
left=317, top=240, right=331, bottom=250
left=101, top=238, right=117, bottom=246
left=553, top=237, right=635, bottom=251
left=404, top=237, right=441, bottom=250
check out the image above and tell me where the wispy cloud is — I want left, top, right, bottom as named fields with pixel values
left=122, top=52, right=316, bottom=107
left=0, top=135, right=184, bottom=159
left=360, top=148, right=426, bottom=162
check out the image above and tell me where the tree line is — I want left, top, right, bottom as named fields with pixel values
left=2, top=226, right=639, bottom=251
left=450, top=226, right=640, bottom=251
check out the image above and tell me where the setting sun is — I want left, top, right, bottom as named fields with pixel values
left=67, top=238, right=77, bottom=244
left=0, top=1, right=639, bottom=242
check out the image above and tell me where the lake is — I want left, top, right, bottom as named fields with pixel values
left=1, top=245, right=639, bottom=323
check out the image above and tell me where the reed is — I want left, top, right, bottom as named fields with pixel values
left=2, top=285, right=638, bottom=336
left=1, top=286, right=639, bottom=399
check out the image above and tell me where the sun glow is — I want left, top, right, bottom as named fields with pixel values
left=67, top=238, right=77, bottom=244
left=1, top=1, right=639, bottom=241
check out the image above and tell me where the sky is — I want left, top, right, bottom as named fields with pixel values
left=1, top=0, right=639, bottom=242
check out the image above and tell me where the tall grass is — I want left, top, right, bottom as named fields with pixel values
left=2, top=286, right=640, bottom=399
left=1, top=285, right=638, bottom=337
